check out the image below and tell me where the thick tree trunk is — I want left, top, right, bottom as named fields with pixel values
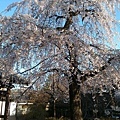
left=67, top=42, right=83, bottom=120
left=69, top=79, right=83, bottom=120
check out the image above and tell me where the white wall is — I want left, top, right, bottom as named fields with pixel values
left=0, top=101, right=5, bottom=120
left=0, top=101, right=32, bottom=120
left=0, top=101, right=16, bottom=120
left=9, top=102, right=16, bottom=116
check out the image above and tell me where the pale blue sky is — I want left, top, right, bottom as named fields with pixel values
left=0, top=0, right=19, bottom=12
left=0, top=0, right=120, bottom=48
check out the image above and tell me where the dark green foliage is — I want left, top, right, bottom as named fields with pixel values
left=21, top=104, right=47, bottom=120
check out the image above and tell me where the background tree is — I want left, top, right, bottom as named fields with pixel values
left=0, top=0, right=120, bottom=120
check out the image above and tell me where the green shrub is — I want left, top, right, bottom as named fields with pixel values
left=22, top=104, right=47, bottom=120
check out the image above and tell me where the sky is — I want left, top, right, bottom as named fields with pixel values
left=0, top=0, right=120, bottom=49
left=0, top=0, right=20, bottom=15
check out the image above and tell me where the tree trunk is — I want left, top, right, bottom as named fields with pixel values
left=69, top=77, right=83, bottom=120
left=67, top=42, right=83, bottom=120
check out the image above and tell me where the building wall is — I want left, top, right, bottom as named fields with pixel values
left=0, top=101, right=32, bottom=120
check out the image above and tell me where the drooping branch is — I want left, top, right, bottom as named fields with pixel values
left=55, top=6, right=98, bottom=31
left=17, top=76, right=41, bottom=99
left=80, top=57, right=115, bottom=83
left=64, top=43, right=117, bottom=83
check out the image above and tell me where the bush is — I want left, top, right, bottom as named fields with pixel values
left=21, top=104, right=47, bottom=120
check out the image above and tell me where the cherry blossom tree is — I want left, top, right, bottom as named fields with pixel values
left=0, top=0, right=120, bottom=119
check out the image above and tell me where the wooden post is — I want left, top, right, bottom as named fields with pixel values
left=4, top=88, right=10, bottom=120
left=15, top=101, right=18, bottom=120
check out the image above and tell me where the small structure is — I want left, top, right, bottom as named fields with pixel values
left=0, top=102, right=33, bottom=120
left=0, top=73, right=29, bottom=120
left=0, top=87, right=11, bottom=120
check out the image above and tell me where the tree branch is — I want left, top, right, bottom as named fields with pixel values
left=56, top=10, right=80, bottom=31
left=80, top=57, right=115, bottom=82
